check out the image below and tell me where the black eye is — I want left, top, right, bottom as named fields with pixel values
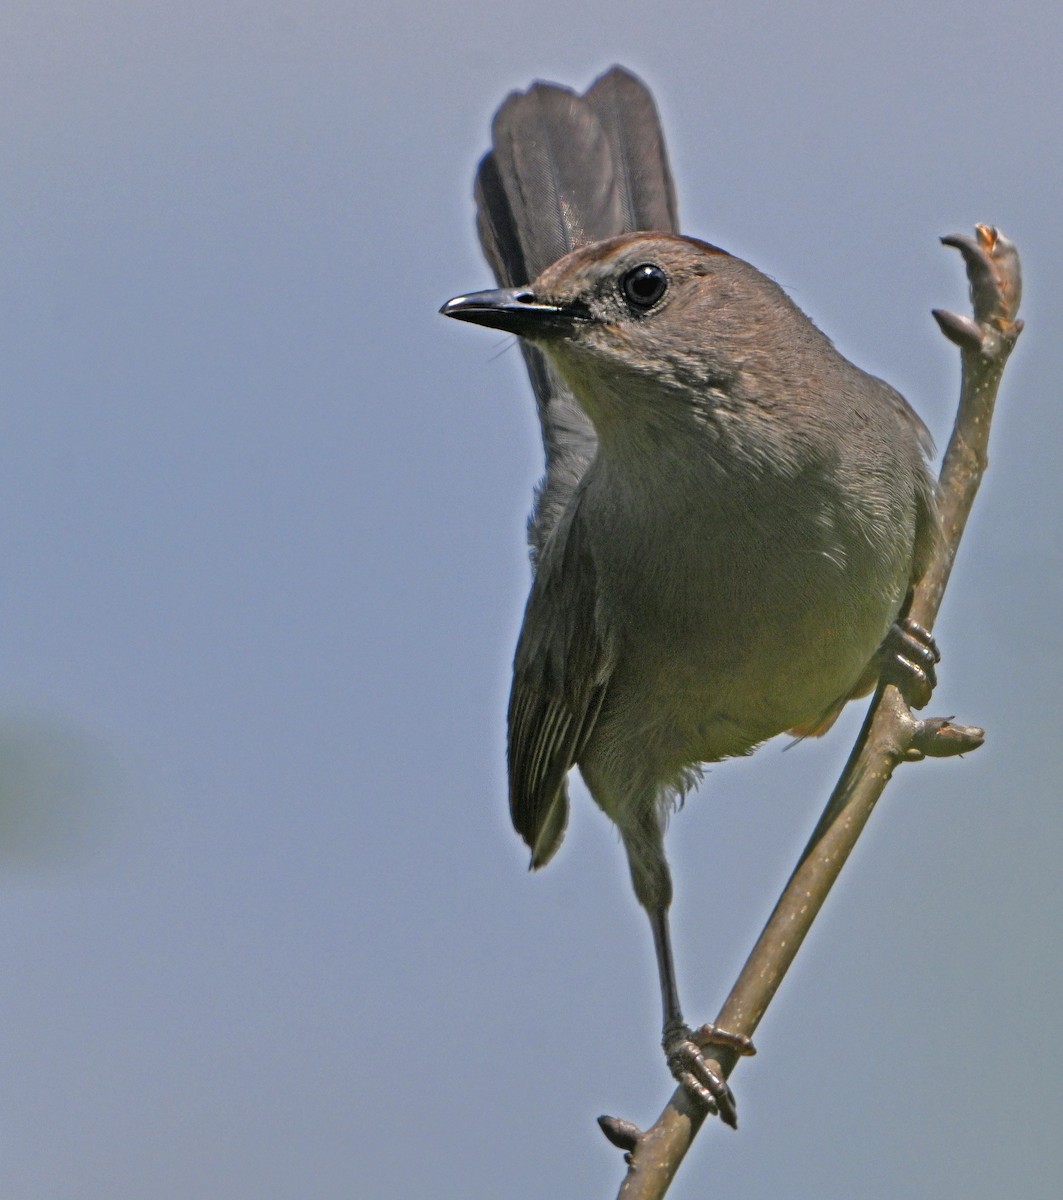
left=621, top=263, right=668, bottom=311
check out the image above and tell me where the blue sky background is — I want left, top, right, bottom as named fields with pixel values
left=1, top=3, right=1060, bottom=1197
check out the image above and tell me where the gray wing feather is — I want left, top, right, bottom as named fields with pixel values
left=872, top=376, right=940, bottom=583
left=507, top=500, right=613, bottom=867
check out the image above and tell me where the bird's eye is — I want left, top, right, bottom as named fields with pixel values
left=621, top=263, right=668, bottom=312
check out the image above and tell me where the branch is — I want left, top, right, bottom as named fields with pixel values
left=608, top=226, right=1024, bottom=1200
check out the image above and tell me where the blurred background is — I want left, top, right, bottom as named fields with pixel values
left=1, top=2, right=1059, bottom=1197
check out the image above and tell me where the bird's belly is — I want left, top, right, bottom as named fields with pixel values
left=596, top=536, right=902, bottom=768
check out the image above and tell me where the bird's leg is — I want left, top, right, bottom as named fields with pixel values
left=618, top=806, right=755, bottom=1126
left=880, top=616, right=941, bottom=709
left=648, top=904, right=754, bottom=1129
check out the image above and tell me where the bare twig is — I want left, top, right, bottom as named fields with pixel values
left=609, top=226, right=1024, bottom=1200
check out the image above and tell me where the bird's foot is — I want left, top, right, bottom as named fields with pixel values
left=881, top=617, right=940, bottom=709
left=662, top=1019, right=756, bottom=1130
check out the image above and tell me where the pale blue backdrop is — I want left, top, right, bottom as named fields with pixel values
left=1, top=3, right=1058, bottom=1197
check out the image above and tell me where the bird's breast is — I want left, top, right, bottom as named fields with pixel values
left=580, top=454, right=912, bottom=763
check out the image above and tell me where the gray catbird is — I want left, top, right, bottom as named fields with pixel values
left=441, top=66, right=939, bottom=1127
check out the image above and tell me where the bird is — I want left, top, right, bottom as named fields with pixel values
left=440, top=66, right=939, bottom=1128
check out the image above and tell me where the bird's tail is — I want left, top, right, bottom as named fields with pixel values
left=473, top=66, right=679, bottom=560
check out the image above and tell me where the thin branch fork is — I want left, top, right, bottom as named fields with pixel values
left=608, top=225, right=1024, bottom=1200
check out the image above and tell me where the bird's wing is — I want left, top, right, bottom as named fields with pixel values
left=908, top=429, right=941, bottom=588
left=473, top=66, right=678, bottom=563
left=507, top=499, right=615, bottom=868
left=791, top=381, right=941, bottom=739
left=875, top=376, right=941, bottom=586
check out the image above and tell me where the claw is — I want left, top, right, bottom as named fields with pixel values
left=881, top=617, right=939, bottom=709
left=663, top=1020, right=753, bottom=1129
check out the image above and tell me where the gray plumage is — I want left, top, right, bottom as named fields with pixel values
left=442, top=66, right=938, bottom=1125
left=506, top=232, right=937, bottom=881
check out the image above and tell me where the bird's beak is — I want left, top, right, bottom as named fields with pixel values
left=439, top=287, right=584, bottom=337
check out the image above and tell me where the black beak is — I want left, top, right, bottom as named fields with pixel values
left=439, top=287, right=584, bottom=337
